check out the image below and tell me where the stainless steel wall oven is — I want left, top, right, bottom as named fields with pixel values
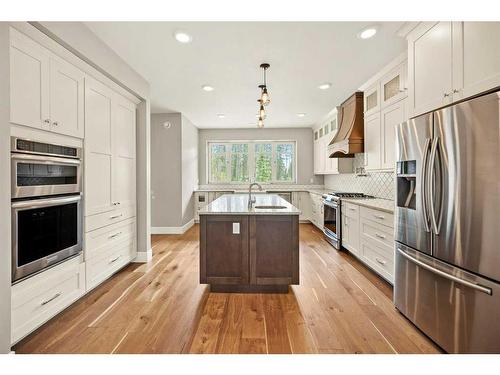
left=11, top=137, right=83, bottom=283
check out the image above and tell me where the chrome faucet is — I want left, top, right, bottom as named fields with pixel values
left=248, top=182, right=263, bottom=209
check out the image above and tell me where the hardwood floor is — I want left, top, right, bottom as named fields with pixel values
left=13, top=224, right=441, bottom=354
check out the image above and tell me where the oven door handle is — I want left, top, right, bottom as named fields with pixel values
left=323, top=228, right=337, bottom=240
left=322, top=200, right=338, bottom=209
left=11, top=153, right=81, bottom=165
left=11, top=195, right=81, bottom=209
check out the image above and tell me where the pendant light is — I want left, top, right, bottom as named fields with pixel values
left=256, top=63, right=270, bottom=128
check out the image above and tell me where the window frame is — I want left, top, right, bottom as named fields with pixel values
left=207, top=140, right=297, bottom=185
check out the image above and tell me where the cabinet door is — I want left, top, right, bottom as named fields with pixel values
left=112, top=99, right=136, bottom=208
left=49, top=57, right=85, bottom=138
left=453, top=22, right=500, bottom=101
left=342, top=215, right=350, bottom=248
left=408, top=22, right=453, bottom=117
left=380, top=62, right=407, bottom=108
left=200, top=215, right=249, bottom=285
left=364, top=113, right=381, bottom=170
left=249, top=215, right=299, bottom=285
left=380, top=99, right=406, bottom=170
left=364, top=83, right=380, bottom=116
left=84, top=78, right=113, bottom=216
left=10, top=28, right=50, bottom=130
left=299, top=192, right=311, bottom=221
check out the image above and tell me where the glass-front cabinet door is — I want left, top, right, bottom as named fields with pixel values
left=364, top=83, right=380, bottom=116
left=380, top=61, right=408, bottom=107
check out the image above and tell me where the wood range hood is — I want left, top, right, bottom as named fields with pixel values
left=328, top=91, right=364, bottom=158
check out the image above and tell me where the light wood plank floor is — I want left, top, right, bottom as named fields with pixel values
left=14, top=224, right=441, bottom=354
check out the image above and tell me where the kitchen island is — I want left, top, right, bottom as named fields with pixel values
left=199, top=194, right=300, bottom=293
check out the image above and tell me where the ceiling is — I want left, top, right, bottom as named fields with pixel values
left=85, top=22, right=406, bottom=128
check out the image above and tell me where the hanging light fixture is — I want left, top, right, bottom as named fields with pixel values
left=256, top=63, right=270, bottom=128
left=258, top=99, right=266, bottom=119
left=259, top=63, right=270, bottom=105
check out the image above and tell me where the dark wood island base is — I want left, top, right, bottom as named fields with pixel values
left=200, top=214, right=299, bottom=293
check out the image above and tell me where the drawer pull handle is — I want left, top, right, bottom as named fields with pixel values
left=349, top=207, right=356, bottom=211
left=374, top=214, right=385, bottom=220
left=375, top=257, right=387, bottom=265
left=110, top=214, right=123, bottom=219
left=109, top=231, right=122, bottom=239
left=41, top=292, right=61, bottom=306
left=375, top=233, right=386, bottom=239
left=113, top=202, right=121, bottom=206
left=109, top=256, right=121, bottom=264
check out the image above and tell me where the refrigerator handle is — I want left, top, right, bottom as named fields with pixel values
left=421, top=138, right=432, bottom=232
left=396, top=247, right=492, bottom=295
left=429, top=137, right=440, bottom=234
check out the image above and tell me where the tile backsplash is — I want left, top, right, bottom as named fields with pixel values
left=324, top=154, right=395, bottom=200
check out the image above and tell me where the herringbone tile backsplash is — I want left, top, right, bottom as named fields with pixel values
left=324, top=154, right=395, bottom=200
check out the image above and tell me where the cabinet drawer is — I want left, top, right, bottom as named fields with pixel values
left=360, top=206, right=394, bottom=228
left=11, top=256, right=85, bottom=344
left=85, top=218, right=135, bottom=260
left=85, top=205, right=136, bottom=232
left=343, top=202, right=360, bottom=219
left=360, top=239, right=394, bottom=283
left=86, top=236, right=135, bottom=291
left=360, top=218, right=394, bottom=249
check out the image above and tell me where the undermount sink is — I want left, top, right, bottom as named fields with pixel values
left=254, top=205, right=287, bottom=209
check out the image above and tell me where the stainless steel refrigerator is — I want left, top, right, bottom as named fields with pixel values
left=394, top=90, right=500, bottom=353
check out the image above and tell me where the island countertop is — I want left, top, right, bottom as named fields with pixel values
left=199, top=193, right=301, bottom=215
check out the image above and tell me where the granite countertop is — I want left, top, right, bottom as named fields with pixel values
left=199, top=194, right=301, bottom=215
left=341, top=197, right=395, bottom=214
left=195, top=186, right=330, bottom=196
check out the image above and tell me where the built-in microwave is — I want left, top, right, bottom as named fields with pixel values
left=11, top=137, right=82, bottom=199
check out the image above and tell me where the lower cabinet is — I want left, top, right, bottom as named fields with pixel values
left=309, top=193, right=324, bottom=230
left=11, top=256, right=86, bottom=344
left=341, top=203, right=395, bottom=283
left=200, top=215, right=299, bottom=289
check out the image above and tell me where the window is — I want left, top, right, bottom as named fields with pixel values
left=208, top=141, right=296, bottom=184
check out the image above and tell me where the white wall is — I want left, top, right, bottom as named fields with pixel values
left=181, top=116, right=199, bottom=225
left=198, top=127, right=323, bottom=185
left=0, top=23, right=12, bottom=354
left=151, top=113, right=182, bottom=227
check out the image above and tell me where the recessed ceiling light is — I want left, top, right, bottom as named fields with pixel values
left=358, top=26, right=378, bottom=40
left=297, top=113, right=306, bottom=118
left=201, top=85, right=214, bottom=92
left=174, top=31, right=192, bottom=44
left=217, top=114, right=225, bottom=119
left=318, top=82, right=332, bottom=90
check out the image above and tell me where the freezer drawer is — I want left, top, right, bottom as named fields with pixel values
left=394, top=242, right=500, bottom=353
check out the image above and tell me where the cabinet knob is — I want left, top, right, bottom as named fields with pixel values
left=453, top=89, right=460, bottom=94
left=44, top=119, right=50, bottom=124
left=53, top=121, right=59, bottom=126
left=443, top=93, right=450, bottom=98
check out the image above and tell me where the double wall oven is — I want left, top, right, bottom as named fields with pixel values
left=11, top=137, right=83, bottom=283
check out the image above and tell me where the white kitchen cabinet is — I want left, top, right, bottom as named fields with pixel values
left=48, top=56, right=85, bottom=137
left=85, top=77, right=137, bottom=218
left=9, top=28, right=85, bottom=138
left=364, top=113, right=381, bottom=170
left=408, top=22, right=454, bottom=117
left=380, top=61, right=407, bottom=108
left=380, top=99, right=405, bottom=170
left=85, top=78, right=114, bottom=217
left=309, top=193, right=324, bottom=230
left=342, top=202, right=360, bottom=256
left=10, top=28, right=50, bottom=131
left=363, top=83, right=380, bottom=117
left=453, top=22, right=500, bottom=101
left=292, top=191, right=312, bottom=222
left=407, top=22, right=500, bottom=118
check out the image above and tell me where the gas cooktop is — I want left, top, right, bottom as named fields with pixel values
left=323, top=192, right=372, bottom=201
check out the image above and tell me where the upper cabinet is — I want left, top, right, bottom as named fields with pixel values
left=408, top=22, right=500, bottom=118
left=361, top=55, right=408, bottom=171
left=10, top=28, right=85, bottom=138
left=313, top=109, right=353, bottom=175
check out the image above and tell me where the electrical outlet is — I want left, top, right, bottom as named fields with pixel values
left=232, top=222, right=240, bottom=234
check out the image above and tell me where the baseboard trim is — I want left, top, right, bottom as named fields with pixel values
left=151, top=219, right=195, bottom=235
left=133, top=249, right=152, bottom=263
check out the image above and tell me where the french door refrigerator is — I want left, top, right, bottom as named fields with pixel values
left=394, top=90, right=500, bottom=353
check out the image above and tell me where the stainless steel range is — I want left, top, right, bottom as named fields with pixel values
left=322, top=192, right=367, bottom=249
